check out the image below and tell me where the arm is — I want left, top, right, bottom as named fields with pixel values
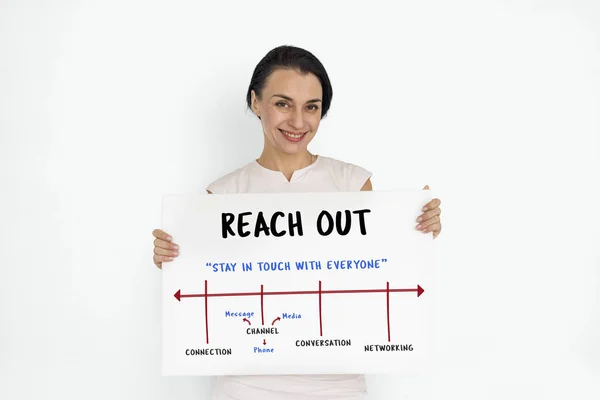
left=360, top=178, right=372, bottom=191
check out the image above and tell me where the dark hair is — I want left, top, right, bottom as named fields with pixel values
left=246, top=45, right=333, bottom=119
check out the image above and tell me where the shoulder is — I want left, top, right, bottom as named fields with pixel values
left=317, top=156, right=373, bottom=191
left=205, top=161, right=256, bottom=194
left=317, top=156, right=371, bottom=176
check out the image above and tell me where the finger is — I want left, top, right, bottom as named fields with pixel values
left=154, top=254, right=175, bottom=268
left=422, top=198, right=441, bottom=212
left=423, top=185, right=430, bottom=190
left=416, top=215, right=440, bottom=231
left=154, top=254, right=175, bottom=264
left=153, top=229, right=173, bottom=242
left=154, top=246, right=179, bottom=257
left=154, top=238, right=179, bottom=251
left=422, top=222, right=441, bottom=234
left=416, top=207, right=441, bottom=222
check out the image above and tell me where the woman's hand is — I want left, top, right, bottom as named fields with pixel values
left=153, top=229, right=180, bottom=269
left=416, top=185, right=442, bottom=239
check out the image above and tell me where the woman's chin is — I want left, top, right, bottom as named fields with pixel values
left=270, top=139, right=312, bottom=155
left=278, top=143, right=310, bottom=155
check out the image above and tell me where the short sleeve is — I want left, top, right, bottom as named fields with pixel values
left=205, top=172, right=236, bottom=194
left=345, top=163, right=372, bottom=191
left=205, top=179, right=224, bottom=194
left=205, top=163, right=251, bottom=194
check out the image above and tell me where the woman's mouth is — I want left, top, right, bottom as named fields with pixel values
left=279, top=129, right=307, bottom=142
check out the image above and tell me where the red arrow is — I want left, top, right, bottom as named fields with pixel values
left=174, top=285, right=424, bottom=298
left=263, top=339, right=266, bottom=345
left=243, top=318, right=251, bottom=325
left=271, top=317, right=280, bottom=325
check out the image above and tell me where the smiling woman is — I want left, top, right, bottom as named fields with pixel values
left=151, top=45, right=443, bottom=400
left=242, top=46, right=334, bottom=182
left=250, top=69, right=323, bottom=172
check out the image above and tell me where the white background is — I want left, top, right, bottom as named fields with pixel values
left=1, top=0, right=599, bottom=399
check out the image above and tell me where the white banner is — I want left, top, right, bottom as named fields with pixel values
left=161, top=190, right=434, bottom=376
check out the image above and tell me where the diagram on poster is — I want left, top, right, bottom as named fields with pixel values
left=161, top=190, right=434, bottom=376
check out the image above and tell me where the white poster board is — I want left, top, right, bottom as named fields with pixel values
left=161, top=190, right=434, bottom=376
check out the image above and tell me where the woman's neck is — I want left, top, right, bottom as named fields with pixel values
left=256, top=148, right=316, bottom=181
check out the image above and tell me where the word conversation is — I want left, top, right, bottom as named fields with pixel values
left=161, top=190, right=434, bottom=376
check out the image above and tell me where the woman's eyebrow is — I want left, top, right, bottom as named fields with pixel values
left=271, top=94, right=322, bottom=103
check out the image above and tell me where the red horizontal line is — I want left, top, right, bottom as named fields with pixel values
left=180, top=288, right=417, bottom=298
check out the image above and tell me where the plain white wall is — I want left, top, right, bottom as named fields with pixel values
left=1, top=0, right=599, bottom=399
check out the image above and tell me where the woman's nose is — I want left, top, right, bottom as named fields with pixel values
left=288, top=108, right=304, bottom=129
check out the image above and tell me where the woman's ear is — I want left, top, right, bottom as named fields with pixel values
left=251, top=90, right=261, bottom=119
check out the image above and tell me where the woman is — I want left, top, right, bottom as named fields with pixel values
left=152, top=45, right=442, bottom=400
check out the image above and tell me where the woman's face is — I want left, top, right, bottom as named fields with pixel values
left=251, top=68, right=323, bottom=155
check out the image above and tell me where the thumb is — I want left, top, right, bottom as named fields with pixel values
left=423, top=185, right=430, bottom=190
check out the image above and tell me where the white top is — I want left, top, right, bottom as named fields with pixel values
left=207, top=155, right=372, bottom=194
left=206, top=155, right=372, bottom=400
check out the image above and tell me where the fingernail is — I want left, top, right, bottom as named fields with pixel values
left=173, top=244, right=179, bottom=250
left=166, top=236, right=172, bottom=241
left=417, top=217, right=422, bottom=222
left=416, top=224, right=421, bottom=230
left=422, top=207, right=427, bottom=212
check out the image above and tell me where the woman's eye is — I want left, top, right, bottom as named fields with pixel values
left=276, top=102, right=289, bottom=108
left=307, top=104, right=319, bottom=111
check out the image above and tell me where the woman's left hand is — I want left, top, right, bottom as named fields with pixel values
left=416, top=185, right=442, bottom=239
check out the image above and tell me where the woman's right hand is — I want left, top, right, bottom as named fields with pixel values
left=153, top=229, right=180, bottom=269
